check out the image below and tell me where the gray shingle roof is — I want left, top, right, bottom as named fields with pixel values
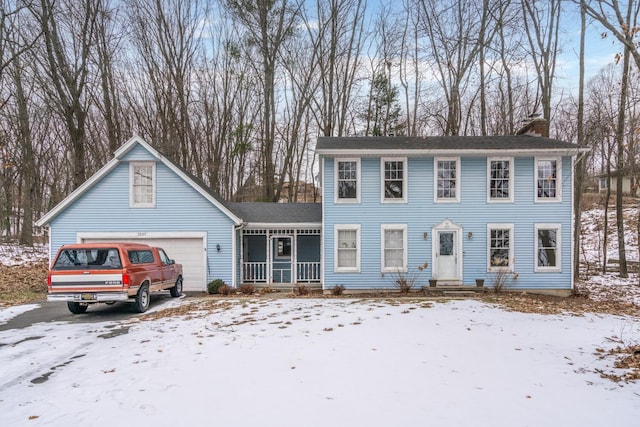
left=315, top=135, right=583, bottom=153
left=227, top=202, right=322, bottom=224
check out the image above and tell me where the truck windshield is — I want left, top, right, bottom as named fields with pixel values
left=53, top=248, right=122, bottom=270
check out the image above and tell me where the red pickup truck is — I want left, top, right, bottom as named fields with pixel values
left=47, top=242, right=183, bottom=314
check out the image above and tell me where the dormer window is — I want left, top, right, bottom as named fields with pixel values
left=130, top=162, right=155, bottom=208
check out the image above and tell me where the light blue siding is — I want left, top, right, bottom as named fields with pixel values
left=48, top=147, right=236, bottom=290
left=322, top=155, right=573, bottom=290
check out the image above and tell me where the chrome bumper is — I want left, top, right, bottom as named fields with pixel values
left=47, top=292, right=131, bottom=303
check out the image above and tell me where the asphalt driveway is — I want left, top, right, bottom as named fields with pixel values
left=0, top=292, right=182, bottom=331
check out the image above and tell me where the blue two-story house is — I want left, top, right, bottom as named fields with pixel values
left=316, top=132, right=587, bottom=295
left=37, top=127, right=586, bottom=296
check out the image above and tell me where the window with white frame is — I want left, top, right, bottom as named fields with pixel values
left=335, top=159, right=359, bottom=202
left=130, top=162, right=155, bottom=208
left=435, top=158, right=459, bottom=202
left=335, top=225, right=360, bottom=272
left=381, top=225, right=407, bottom=272
left=535, top=224, right=561, bottom=271
left=536, top=157, right=561, bottom=201
left=382, top=158, right=407, bottom=202
left=488, top=158, right=513, bottom=202
left=487, top=224, right=514, bottom=272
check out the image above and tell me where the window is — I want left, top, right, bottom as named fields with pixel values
left=335, top=159, right=360, bottom=203
left=275, top=237, right=291, bottom=258
left=487, top=224, right=514, bottom=272
left=130, top=162, right=155, bottom=207
left=52, top=248, right=122, bottom=270
left=535, top=157, right=561, bottom=201
left=599, top=177, right=608, bottom=191
left=535, top=224, right=561, bottom=272
left=129, top=250, right=155, bottom=264
left=488, top=158, right=513, bottom=202
left=381, top=225, right=407, bottom=272
left=381, top=158, right=407, bottom=202
left=335, top=225, right=360, bottom=272
left=435, top=158, right=460, bottom=202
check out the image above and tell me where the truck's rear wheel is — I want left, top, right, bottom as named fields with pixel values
left=170, top=277, right=183, bottom=297
left=67, top=302, right=88, bottom=314
left=134, top=284, right=150, bottom=313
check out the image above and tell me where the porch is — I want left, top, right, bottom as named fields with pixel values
left=240, top=227, right=321, bottom=287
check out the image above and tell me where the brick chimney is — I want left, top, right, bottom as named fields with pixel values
left=516, top=117, right=548, bottom=138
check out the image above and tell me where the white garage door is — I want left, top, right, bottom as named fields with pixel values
left=80, top=235, right=206, bottom=292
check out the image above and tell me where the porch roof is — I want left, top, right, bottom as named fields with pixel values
left=228, top=202, right=322, bottom=225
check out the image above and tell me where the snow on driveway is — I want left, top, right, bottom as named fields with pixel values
left=0, top=298, right=638, bottom=426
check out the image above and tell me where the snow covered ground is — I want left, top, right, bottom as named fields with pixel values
left=0, top=298, right=638, bottom=426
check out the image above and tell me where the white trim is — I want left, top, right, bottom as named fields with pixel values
left=77, top=231, right=208, bottom=240
left=334, top=224, right=361, bottom=272
left=534, top=156, right=562, bottom=202
left=380, top=224, right=408, bottom=273
left=487, top=157, right=514, bottom=203
left=241, top=222, right=321, bottom=229
left=231, top=223, right=236, bottom=288
left=486, top=224, right=514, bottom=272
left=334, top=158, right=361, bottom=203
left=321, top=158, right=326, bottom=289
left=380, top=157, right=408, bottom=203
left=36, top=135, right=242, bottom=227
left=434, top=157, right=460, bottom=203
left=431, top=219, right=463, bottom=281
left=534, top=223, right=562, bottom=272
left=129, top=161, right=156, bottom=208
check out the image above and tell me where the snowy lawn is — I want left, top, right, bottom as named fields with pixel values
left=0, top=297, right=638, bottom=426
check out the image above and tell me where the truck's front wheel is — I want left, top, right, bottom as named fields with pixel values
left=170, top=277, right=183, bottom=297
left=67, top=302, right=88, bottom=314
left=134, top=284, right=150, bottom=313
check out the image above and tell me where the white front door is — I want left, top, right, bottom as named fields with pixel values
left=437, top=230, right=458, bottom=279
left=432, top=220, right=463, bottom=282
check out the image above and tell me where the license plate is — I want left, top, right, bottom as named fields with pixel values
left=81, top=293, right=95, bottom=301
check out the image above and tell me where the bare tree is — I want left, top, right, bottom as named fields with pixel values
left=521, top=0, right=561, bottom=135
left=307, top=0, right=367, bottom=137
left=29, top=0, right=101, bottom=189
left=225, top=0, right=302, bottom=201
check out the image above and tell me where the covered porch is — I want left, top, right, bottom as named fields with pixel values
left=240, top=227, right=321, bottom=286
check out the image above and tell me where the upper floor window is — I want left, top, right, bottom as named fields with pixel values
left=488, top=158, right=513, bottom=202
left=435, top=158, right=460, bottom=202
left=536, top=157, right=561, bottom=202
left=381, top=158, right=407, bottom=202
left=535, top=224, right=561, bottom=272
left=487, top=224, right=514, bottom=272
left=335, top=158, right=360, bottom=203
left=381, top=224, right=407, bottom=272
left=335, top=225, right=360, bottom=272
left=130, top=162, right=155, bottom=208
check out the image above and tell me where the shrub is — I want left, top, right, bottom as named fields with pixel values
left=490, top=270, right=518, bottom=292
left=239, top=284, right=255, bottom=295
left=207, top=279, right=225, bottom=294
left=295, top=284, right=309, bottom=296
left=217, top=284, right=232, bottom=295
left=331, top=284, right=345, bottom=296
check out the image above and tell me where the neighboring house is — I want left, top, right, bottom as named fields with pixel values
left=38, top=131, right=587, bottom=295
left=315, top=135, right=588, bottom=295
left=597, top=171, right=636, bottom=195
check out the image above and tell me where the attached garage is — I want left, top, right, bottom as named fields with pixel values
left=77, top=232, right=207, bottom=292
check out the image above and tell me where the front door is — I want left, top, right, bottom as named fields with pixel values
left=432, top=220, right=463, bottom=282
left=271, top=236, right=292, bottom=283
left=437, top=231, right=458, bottom=280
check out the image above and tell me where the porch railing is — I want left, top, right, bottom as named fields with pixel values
left=242, top=262, right=267, bottom=283
left=296, top=262, right=321, bottom=283
left=241, top=261, right=321, bottom=283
